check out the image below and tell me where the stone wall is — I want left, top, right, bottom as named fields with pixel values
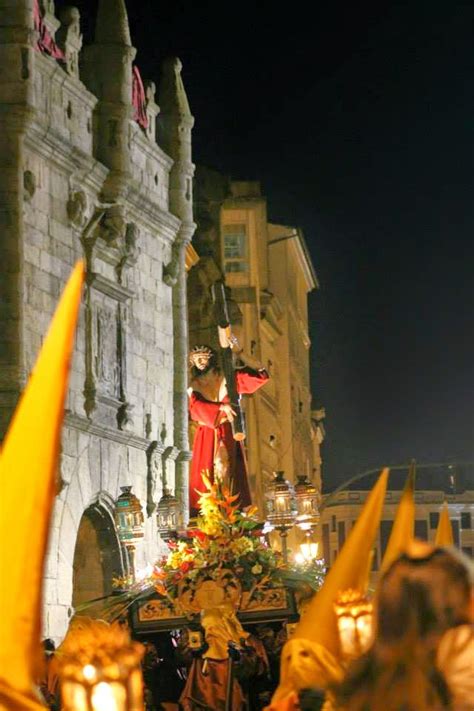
left=0, top=0, right=194, bottom=640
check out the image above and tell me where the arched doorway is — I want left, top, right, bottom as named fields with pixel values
left=72, top=504, right=123, bottom=609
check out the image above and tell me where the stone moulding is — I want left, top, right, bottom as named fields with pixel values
left=86, top=271, right=134, bottom=303
left=65, top=412, right=151, bottom=451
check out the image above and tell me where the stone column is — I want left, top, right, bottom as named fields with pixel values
left=158, top=58, right=196, bottom=523
left=0, top=1, right=35, bottom=437
left=81, top=0, right=135, bottom=201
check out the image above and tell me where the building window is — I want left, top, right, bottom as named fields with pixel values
left=415, top=519, right=428, bottom=540
left=331, top=515, right=336, bottom=533
left=452, top=520, right=460, bottom=547
left=380, top=520, right=393, bottom=557
left=338, top=521, right=345, bottom=549
left=429, top=512, right=440, bottom=529
left=461, top=512, right=471, bottom=530
left=322, top=523, right=330, bottom=563
left=223, top=224, right=247, bottom=273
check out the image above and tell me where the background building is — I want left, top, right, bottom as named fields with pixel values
left=320, top=464, right=474, bottom=584
left=0, top=0, right=194, bottom=640
left=189, top=174, right=323, bottom=516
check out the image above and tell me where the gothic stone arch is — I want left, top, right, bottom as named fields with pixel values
left=72, top=502, right=124, bottom=609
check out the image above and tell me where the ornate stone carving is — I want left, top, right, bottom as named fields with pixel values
left=145, top=81, right=156, bottom=105
left=57, top=6, right=83, bottom=78
left=100, top=205, right=126, bottom=246
left=67, top=189, right=88, bottom=227
left=116, top=222, right=140, bottom=282
left=146, top=441, right=161, bottom=517
left=95, top=306, right=120, bottom=398
left=23, top=170, right=36, bottom=201
left=80, top=204, right=136, bottom=430
left=84, top=293, right=133, bottom=430
left=144, top=80, right=159, bottom=142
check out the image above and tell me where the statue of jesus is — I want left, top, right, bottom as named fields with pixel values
left=187, top=341, right=269, bottom=517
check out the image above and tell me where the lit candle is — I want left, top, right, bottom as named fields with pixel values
left=91, top=682, right=121, bottom=711
left=276, top=495, right=286, bottom=513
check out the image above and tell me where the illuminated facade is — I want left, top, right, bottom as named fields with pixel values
left=320, top=466, right=474, bottom=581
left=0, top=0, right=195, bottom=640
left=189, top=176, right=323, bottom=516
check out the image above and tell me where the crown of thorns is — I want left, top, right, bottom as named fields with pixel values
left=189, top=345, right=214, bottom=365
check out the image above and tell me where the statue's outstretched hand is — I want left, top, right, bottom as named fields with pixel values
left=219, top=403, right=236, bottom=422
left=218, top=325, right=241, bottom=352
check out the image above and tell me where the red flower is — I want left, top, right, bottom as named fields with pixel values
left=189, top=529, right=207, bottom=542
left=180, top=561, right=194, bottom=574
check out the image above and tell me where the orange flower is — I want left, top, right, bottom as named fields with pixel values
left=152, top=567, right=167, bottom=580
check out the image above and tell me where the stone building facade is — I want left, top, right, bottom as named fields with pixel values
left=319, top=465, right=474, bottom=584
left=188, top=174, right=323, bottom=517
left=0, top=0, right=195, bottom=640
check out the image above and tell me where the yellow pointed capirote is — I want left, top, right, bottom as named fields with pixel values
left=380, top=461, right=416, bottom=574
left=292, top=468, right=389, bottom=658
left=0, top=262, right=84, bottom=708
left=434, top=501, right=454, bottom=546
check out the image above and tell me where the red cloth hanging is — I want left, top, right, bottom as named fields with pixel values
left=33, top=0, right=65, bottom=60
left=132, top=65, right=149, bottom=130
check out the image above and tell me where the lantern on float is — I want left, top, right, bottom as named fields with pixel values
left=114, top=486, right=144, bottom=581
left=58, top=619, right=144, bottom=711
left=294, top=474, right=320, bottom=530
left=156, top=488, right=179, bottom=541
left=333, top=588, right=373, bottom=658
left=265, top=471, right=296, bottom=561
left=294, top=541, right=319, bottom=565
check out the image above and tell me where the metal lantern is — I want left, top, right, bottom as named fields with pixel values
left=156, top=488, right=179, bottom=540
left=265, top=471, right=296, bottom=562
left=114, top=486, right=145, bottom=544
left=266, top=471, right=295, bottom=526
left=114, top=486, right=144, bottom=581
left=294, top=541, right=319, bottom=566
left=294, top=474, right=320, bottom=530
left=58, top=619, right=144, bottom=711
left=333, top=588, right=374, bottom=658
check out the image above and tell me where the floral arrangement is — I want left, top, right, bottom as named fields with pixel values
left=84, top=474, right=325, bottom=622
left=150, top=473, right=286, bottom=609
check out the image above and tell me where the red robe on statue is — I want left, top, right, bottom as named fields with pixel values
left=189, top=366, right=269, bottom=515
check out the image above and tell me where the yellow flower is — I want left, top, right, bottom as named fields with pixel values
left=230, top=537, right=253, bottom=556
left=251, top=563, right=263, bottom=575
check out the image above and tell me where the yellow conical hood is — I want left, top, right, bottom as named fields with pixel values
left=380, top=461, right=416, bottom=574
left=293, top=468, right=389, bottom=657
left=0, top=262, right=84, bottom=707
left=435, top=502, right=454, bottom=546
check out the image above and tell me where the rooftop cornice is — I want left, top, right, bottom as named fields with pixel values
left=24, top=123, right=108, bottom=190
left=291, top=228, right=319, bottom=291
left=125, top=181, right=180, bottom=241
left=131, top=123, right=174, bottom=172
left=35, top=53, right=98, bottom=110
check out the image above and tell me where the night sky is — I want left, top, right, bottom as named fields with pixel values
left=62, top=1, right=473, bottom=488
